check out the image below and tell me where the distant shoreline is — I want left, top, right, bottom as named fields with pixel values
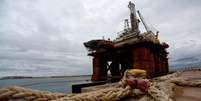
left=2, top=67, right=200, bottom=80
left=0, top=75, right=91, bottom=80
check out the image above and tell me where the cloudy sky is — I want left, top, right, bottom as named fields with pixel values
left=0, top=0, right=201, bottom=77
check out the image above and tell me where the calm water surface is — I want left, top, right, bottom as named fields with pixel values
left=0, top=76, right=91, bottom=93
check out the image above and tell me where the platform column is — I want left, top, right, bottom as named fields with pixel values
left=91, top=55, right=107, bottom=81
left=132, top=47, right=155, bottom=78
left=110, top=60, right=121, bottom=82
left=160, top=54, right=169, bottom=75
left=153, top=54, right=160, bottom=76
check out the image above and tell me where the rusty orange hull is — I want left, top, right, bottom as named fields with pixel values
left=90, top=42, right=169, bottom=81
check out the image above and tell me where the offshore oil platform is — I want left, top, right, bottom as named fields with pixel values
left=84, top=1, right=169, bottom=81
left=0, top=2, right=201, bottom=101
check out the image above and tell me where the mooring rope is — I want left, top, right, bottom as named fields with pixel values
left=0, top=86, right=71, bottom=101
left=0, top=84, right=133, bottom=101
left=52, top=86, right=132, bottom=101
left=0, top=71, right=201, bottom=101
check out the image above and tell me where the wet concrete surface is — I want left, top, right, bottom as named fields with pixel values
left=174, top=86, right=201, bottom=101
left=174, top=70, right=201, bottom=101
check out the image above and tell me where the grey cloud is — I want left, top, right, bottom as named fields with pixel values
left=0, top=0, right=201, bottom=77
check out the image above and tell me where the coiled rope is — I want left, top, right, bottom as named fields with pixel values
left=0, top=71, right=201, bottom=101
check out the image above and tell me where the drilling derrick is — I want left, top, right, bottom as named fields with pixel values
left=84, top=1, right=169, bottom=81
left=128, top=1, right=140, bottom=34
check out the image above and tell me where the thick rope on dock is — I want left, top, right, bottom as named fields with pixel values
left=0, top=71, right=201, bottom=101
left=0, top=86, right=72, bottom=101
left=52, top=86, right=132, bottom=101
left=148, top=81, right=175, bottom=101
left=171, top=78, right=201, bottom=87
left=0, top=85, right=133, bottom=101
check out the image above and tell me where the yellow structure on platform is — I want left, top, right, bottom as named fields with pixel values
left=127, top=69, right=147, bottom=76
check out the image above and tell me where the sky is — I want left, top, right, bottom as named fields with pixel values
left=0, top=0, right=201, bottom=77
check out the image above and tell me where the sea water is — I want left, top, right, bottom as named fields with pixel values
left=0, top=76, right=91, bottom=93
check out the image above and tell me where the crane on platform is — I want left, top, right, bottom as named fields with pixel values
left=137, top=10, right=159, bottom=38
